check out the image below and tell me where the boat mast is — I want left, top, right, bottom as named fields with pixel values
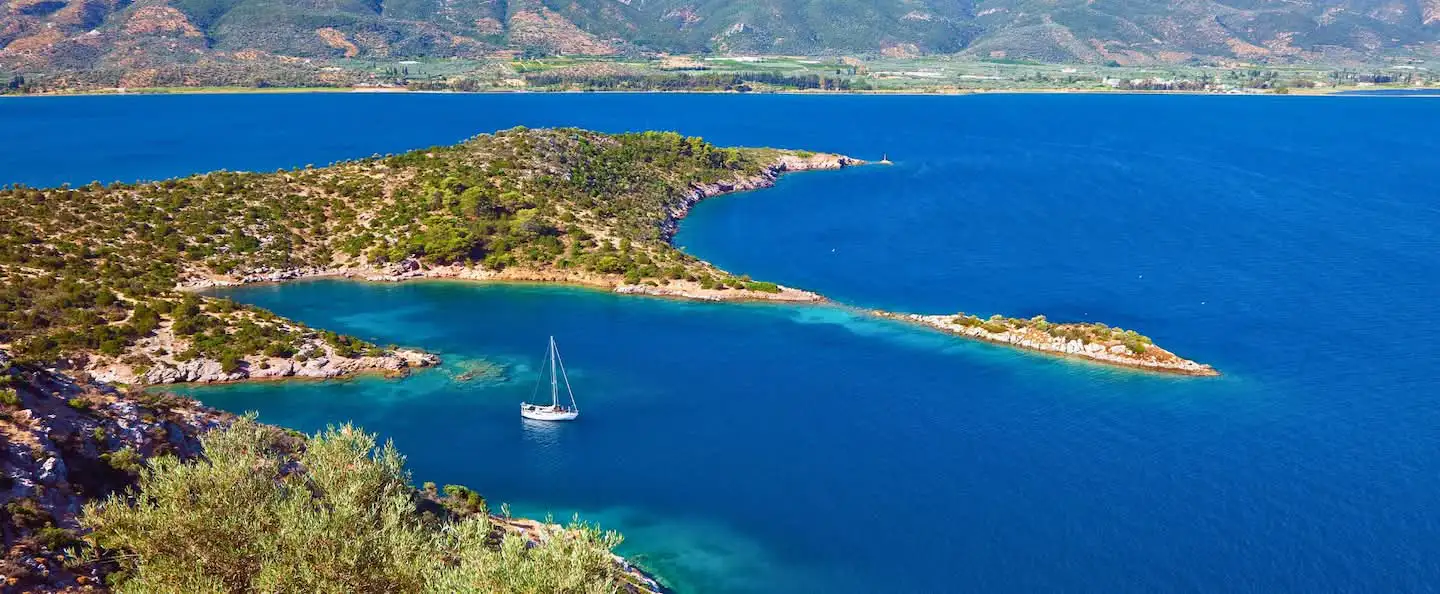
left=549, top=336, right=559, bottom=407
left=555, top=346, right=578, bottom=412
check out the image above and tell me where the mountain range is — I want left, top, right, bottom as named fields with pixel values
left=2, top=0, right=1437, bottom=78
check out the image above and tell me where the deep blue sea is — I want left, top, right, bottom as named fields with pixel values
left=4, top=93, right=1439, bottom=592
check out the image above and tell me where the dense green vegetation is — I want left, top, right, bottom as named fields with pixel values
left=521, top=72, right=870, bottom=92
left=0, top=62, right=366, bottom=95
left=81, top=418, right=638, bottom=592
left=0, top=128, right=790, bottom=368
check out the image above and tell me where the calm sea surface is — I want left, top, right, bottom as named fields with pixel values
left=4, top=93, right=1439, bottom=592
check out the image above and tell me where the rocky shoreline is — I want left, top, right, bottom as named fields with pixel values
left=137, top=347, right=438, bottom=385
left=1, top=350, right=234, bottom=588
left=656, top=152, right=866, bottom=243
left=878, top=311, right=1218, bottom=376
left=85, top=322, right=440, bottom=386
left=184, top=259, right=826, bottom=305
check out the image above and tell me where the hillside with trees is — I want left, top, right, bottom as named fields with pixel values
left=1, top=0, right=1434, bottom=89
left=0, top=127, right=819, bottom=382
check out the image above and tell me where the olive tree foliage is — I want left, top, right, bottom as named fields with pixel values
left=431, top=517, right=625, bottom=594
left=81, top=418, right=629, bottom=593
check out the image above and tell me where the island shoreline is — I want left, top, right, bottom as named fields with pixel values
left=175, top=154, right=1217, bottom=378
left=872, top=310, right=1219, bottom=377
left=208, top=274, right=1223, bottom=379
left=69, top=139, right=1217, bottom=386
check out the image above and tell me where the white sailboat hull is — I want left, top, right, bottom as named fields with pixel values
left=523, top=336, right=580, bottom=421
left=520, top=403, right=579, bottom=422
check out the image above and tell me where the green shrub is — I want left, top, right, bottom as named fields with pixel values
left=0, top=387, right=19, bottom=407
left=101, top=447, right=143, bottom=474
left=82, top=420, right=629, bottom=593
left=67, top=397, right=91, bottom=411
left=219, top=353, right=242, bottom=373
left=1030, top=315, right=1051, bottom=332
left=262, top=342, right=295, bottom=358
left=442, top=484, right=487, bottom=514
left=98, top=339, right=124, bottom=356
left=35, top=526, right=80, bottom=551
left=5, top=497, right=52, bottom=530
left=1120, top=330, right=1151, bottom=354
left=951, top=315, right=982, bottom=327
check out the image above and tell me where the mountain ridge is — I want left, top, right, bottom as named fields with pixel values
left=1, top=0, right=1436, bottom=80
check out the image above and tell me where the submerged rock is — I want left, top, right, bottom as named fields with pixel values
left=451, top=359, right=509, bottom=383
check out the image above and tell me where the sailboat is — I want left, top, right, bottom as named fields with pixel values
left=521, top=336, right=580, bottom=421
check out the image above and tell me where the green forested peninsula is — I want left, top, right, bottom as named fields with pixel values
left=0, top=128, right=832, bottom=377
left=0, top=129, right=823, bottom=589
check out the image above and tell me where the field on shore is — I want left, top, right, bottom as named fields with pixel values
left=6, top=54, right=1436, bottom=96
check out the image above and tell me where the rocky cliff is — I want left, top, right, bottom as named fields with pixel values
left=1, top=350, right=234, bottom=590
left=0, top=351, right=660, bottom=593
left=657, top=152, right=864, bottom=243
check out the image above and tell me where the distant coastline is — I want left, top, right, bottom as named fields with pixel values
left=3, top=83, right=1420, bottom=99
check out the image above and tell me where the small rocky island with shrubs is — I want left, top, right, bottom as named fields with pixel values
left=879, top=312, right=1218, bottom=376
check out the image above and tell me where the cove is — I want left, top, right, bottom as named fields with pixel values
left=172, top=279, right=1238, bottom=593
left=9, top=92, right=1440, bottom=592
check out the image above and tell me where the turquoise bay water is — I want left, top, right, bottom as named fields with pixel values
left=4, top=93, right=1439, bottom=592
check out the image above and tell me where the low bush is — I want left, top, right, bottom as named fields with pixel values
left=82, top=420, right=630, bottom=593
